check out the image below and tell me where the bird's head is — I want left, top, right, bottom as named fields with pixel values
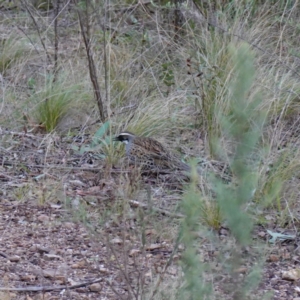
left=113, top=131, right=136, bottom=144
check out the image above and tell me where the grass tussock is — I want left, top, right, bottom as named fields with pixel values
left=31, top=76, right=82, bottom=132
left=0, top=36, right=29, bottom=74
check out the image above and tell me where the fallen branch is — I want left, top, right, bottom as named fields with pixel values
left=0, top=129, right=39, bottom=139
left=129, top=200, right=184, bottom=218
left=0, top=277, right=102, bottom=292
left=0, top=160, right=126, bottom=172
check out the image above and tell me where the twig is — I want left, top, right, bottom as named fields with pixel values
left=74, top=0, right=106, bottom=122
left=0, top=129, right=40, bottom=139
left=129, top=200, right=184, bottom=218
left=53, top=0, right=60, bottom=82
left=148, top=234, right=182, bottom=299
left=15, top=25, right=41, bottom=56
left=98, top=1, right=109, bottom=109
left=0, top=277, right=102, bottom=292
left=20, top=0, right=52, bottom=65
left=0, top=252, right=9, bottom=258
left=105, top=235, right=136, bottom=300
left=0, top=161, right=128, bottom=173
left=106, top=2, right=151, bottom=12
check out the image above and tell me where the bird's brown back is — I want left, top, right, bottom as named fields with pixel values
left=129, top=136, right=190, bottom=171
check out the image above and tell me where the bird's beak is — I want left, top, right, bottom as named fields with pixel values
left=113, top=136, right=119, bottom=142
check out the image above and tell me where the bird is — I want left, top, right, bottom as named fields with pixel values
left=113, top=131, right=191, bottom=172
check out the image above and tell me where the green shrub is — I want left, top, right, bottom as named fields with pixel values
left=180, top=43, right=267, bottom=298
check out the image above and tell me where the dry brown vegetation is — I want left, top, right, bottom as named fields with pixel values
left=1, top=0, right=300, bottom=299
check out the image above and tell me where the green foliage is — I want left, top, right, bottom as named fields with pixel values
left=32, top=0, right=53, bottom=10
left=76, top=0, right=86, bottom=10
left=215, top=43, right=266, bottom=245
left=180, top=44, right=267, bottom=298
left=74, top=121, right=119, bottom=165
left=199, top=197, right=222, bottom=230
left=160, top=62, right=175, bottom=88
left=179, top=163, right=213, bottom=299
left=65, top=197, right=91, bottom=227
left=79, top=121, right=111, bottom=156
left=27, top=77, right=36, bottom=90
left=33, top=76, right=78, bottom=132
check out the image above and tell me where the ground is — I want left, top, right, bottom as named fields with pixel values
left=0, top=131, right=299, bottom=299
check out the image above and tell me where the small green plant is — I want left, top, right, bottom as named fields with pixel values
left=214, top=43, right=266, bottom=245
left=27, top=77, right=36, bottom=90
left=33, top=76, right=79, bottom=132
left=79, top=121, right=111, bottom=154
left=179, top=163, right=213, bottom=299
left=199, top=197, right=222, bottom=230
left=72, top=121, right=119, bottom=165
left=160, top=62, right=175, bottom=88
left=32, top=0, right=53, bottom=10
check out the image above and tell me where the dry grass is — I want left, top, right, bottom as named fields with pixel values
left=1, top=0, right=300, bottom=299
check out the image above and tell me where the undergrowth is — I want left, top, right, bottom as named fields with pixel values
left=2, top=0, right=300, bottom=299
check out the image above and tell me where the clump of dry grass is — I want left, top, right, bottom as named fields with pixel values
left=0, top=36, right=29, bottom=74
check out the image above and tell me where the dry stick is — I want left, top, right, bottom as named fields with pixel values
left=120, top=206, right=136, bottom=299
left=93, top=1, right=141, bottom=43
left=105, top=235, right=137, bottom=299
left=15, top=26, right=41, bottom=56
left=136, top=209, right=147, bottom=297
left=173, top=0, right=185, bottom=42
left=148, top=236, right=182, bottom=300
left=1, top=158, right=191, bottom=180
left=53, top=0, right=60, bottom=82
left=0, top=129, right=39, bottom=138
left=74, top=1, right=105, bottom=122
left=97, top=1, right=109, bottom=109
left=0, top=161, right=128, bottom=173
left=0, top=278, right=102, bottom=292
left=101, top=278, right=125, bottom=300
left=90, top=0, right=129, bottom=120
left=20, top=0, right=52, bottom=65
left=129, top=200, right=184, bottom=218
